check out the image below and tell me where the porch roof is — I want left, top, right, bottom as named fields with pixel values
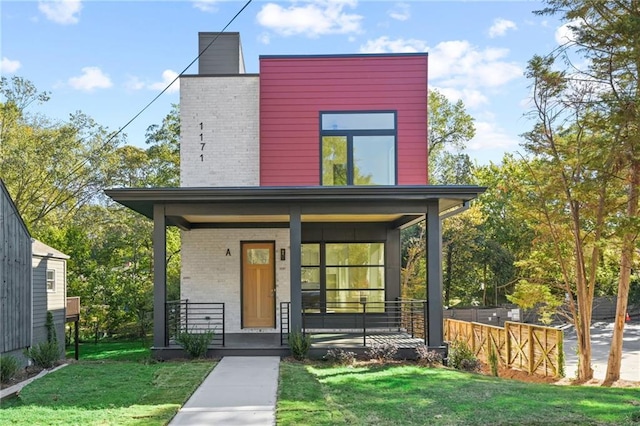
left=105, top=185, right=486, bottom=229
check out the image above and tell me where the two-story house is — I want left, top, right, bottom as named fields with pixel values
left=106, top=32, right=485, bottom=358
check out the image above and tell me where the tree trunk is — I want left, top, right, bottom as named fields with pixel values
left=604, top=159, right=639, bottom=385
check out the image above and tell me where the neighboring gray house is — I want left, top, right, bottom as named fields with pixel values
left=0, top=180, right=69, bottom=368
left=32, top=239, right=69, bottom=356
left=0, top=180, right=32, bottom=364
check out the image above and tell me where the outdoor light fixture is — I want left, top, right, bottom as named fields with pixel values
left=280, top=249, right=286, bottom=261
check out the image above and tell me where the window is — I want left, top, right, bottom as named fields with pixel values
left=46, top=269, right=55, bottom=292
left=321, top=112, right=396, bottom=186
left=301, top=243, right=385, bottom=313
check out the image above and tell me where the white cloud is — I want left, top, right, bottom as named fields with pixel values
left=555, top=19, right=581, bottom=45
left=148, top=69, right=180, bottom=93
left=488, top=18, right=517, bottom=38
left=468, top=121, right=519, bottom=150
left=127, top=70, right=180, bottom=93
left=389, top=2, right=410, bottom=21
left=193, top=0, right=219, bottom=13
left=257, top=0, right=362, bottom=38
left=68, top=67, right=112, bottom=92
left=38, top=0, right=82, bottom=25
left=1, top=57, right=21, bottom=74
left=434, top=87, right=489, bottom=109
left=359, top=36, right=427, bottom=53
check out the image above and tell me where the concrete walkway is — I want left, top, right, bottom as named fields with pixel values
left=169, top=356, right=280, bottom=426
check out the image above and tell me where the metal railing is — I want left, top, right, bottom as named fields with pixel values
left=298, top=299, right=427, bottom=346
left=166, top=300, right=225, bottom=346
left=280, top=302, right=290, bottom=346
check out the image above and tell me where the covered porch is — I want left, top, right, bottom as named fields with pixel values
left=105, top=185, right=485, bottom=358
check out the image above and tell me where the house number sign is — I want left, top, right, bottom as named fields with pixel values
left=199, top=122, right=206, bottom=162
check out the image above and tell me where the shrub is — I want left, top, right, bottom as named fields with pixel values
left=1, top=355, right=20, bottom=382
left=25, top=341, right=60, bottom=369
left=447, top=340, right=481, bottom=373
left=488, top=343, right=499, bottom=377
left=45, top=311, right=57, bottom=344
left=415, top=345, right=443, bottom=366
left=177, top=329, right=214, bottom=358
left=288, top=332, right=311, bottom=360
left=365, top=342, right=398, bottom=362
left=324, top=348, right=357, bottom=366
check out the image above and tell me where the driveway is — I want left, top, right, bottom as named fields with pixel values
left=563, top=320, right=640, bottom=381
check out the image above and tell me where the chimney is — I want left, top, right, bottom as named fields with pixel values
left=198, top=32, right=246, bottom=75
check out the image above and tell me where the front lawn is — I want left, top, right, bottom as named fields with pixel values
left=1, top=358, right=214, bottom=425
left=277, top=362, right=640, bottom=425
left=66, top=338, right=151, bottom=361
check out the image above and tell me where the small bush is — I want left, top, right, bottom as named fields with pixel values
left=288, top=332, right=311, bottom=360
left=324, top=348, right=357, bottom=366
left=365, top=342, right=398, bottom=362
left=25, top=341, right=60, bottom=369
left=1, top=355, right=20, bottom=382
left=488, top=343, right=499, bottom=377
left=177, top=329, right=214, bottom=358
left=415, top=345, right=443, bottom=366
left=447, top=340, right=481, bottom=373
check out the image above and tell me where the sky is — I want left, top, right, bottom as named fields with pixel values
left=1, top=0, right=572, bottom=165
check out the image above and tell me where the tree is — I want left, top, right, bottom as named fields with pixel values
left=536, top=0, right=640, bottom=385
left=0, top=76, right=122, bottom=233
left=516, top=53, right=620, bottom=381
left=427, top=89, right=475, bottom=183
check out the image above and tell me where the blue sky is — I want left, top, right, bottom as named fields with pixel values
left=1, top=0, right=571, bottom=165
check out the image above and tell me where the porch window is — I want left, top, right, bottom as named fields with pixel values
left=321, top=112, right=396, bottom=186
left=301, top=242, right=385, bottom=313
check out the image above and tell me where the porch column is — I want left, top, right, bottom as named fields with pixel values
left=153, top=204, right=167, bottom=347
left=426, top=200, right=444, bottom=347
left=289, top=205, right=302, bottom=333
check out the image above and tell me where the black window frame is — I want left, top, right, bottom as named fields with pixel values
left=301, top=241, right=386, bottom=313
left=319, top=111, right=398, bottom=186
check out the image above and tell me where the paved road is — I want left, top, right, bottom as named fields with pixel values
left=563, top=320, right=640, bottom=381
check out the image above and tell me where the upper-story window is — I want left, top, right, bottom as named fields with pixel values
left=321, top=112, right=397, bottom=185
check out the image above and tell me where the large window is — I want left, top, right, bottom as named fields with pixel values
left=302, top=243, right=385, bottom=313
left=321, top=112, right=396, bottom=186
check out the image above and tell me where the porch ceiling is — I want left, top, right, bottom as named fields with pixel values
left=105, top=185, right=487, bottom=228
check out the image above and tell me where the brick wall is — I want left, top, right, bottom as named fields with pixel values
left=181, top=228, right=291, bottom=333
left=180, top=75, right=260, bottom=187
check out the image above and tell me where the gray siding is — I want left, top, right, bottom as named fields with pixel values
left=32, top=256, right=66, bottom=356
left=198, top=32, right=243, bottom=75
left=0, top=181, right=32, bottom=355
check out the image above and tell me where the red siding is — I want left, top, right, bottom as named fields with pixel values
left=260, top=55, right=428, bottom=186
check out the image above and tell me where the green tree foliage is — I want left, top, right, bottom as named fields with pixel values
left=0, top=76, right=122, bottom=233
left=2, top=77, right=181, bottom=340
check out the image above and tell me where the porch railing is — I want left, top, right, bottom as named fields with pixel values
left=66, top=296, right=80, bottom=321
left=280, top=299, right=427, bottom=346
left=166, top=300, right=225, bottom=346
left=279, top=302, right=290, bottom=346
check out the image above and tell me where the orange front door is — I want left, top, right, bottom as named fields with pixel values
left=242, top=242, right=275, bottom=328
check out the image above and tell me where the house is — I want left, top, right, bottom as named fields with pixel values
left=1, top=180, right=75, bottom=367
left=32, top=239, right=69, bottom=357
left=106, top=32, right=486, bottom=358
left=1, top=180, right=32, bottom=364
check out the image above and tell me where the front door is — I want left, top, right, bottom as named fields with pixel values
left=242, top=242, right=275, bottom=328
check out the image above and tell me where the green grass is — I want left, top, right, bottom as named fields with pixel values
left=66, top=339, right=151, bottom=361
left=2, top=340, right=214, bottom=425
left=277, top=362, right=640, bottom=425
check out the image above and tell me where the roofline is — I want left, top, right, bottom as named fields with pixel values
left=0, top=179, right=31, bottom=238
left=105, top=185, right=486, bottom=203
left=199, top=31, right=240, bottom=36
left=260, top=52, right=428, bottom=60
left=181, top=74, right=259, bottom=78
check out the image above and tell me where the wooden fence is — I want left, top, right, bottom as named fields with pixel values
left=444, top=318, right=564, bottom=378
